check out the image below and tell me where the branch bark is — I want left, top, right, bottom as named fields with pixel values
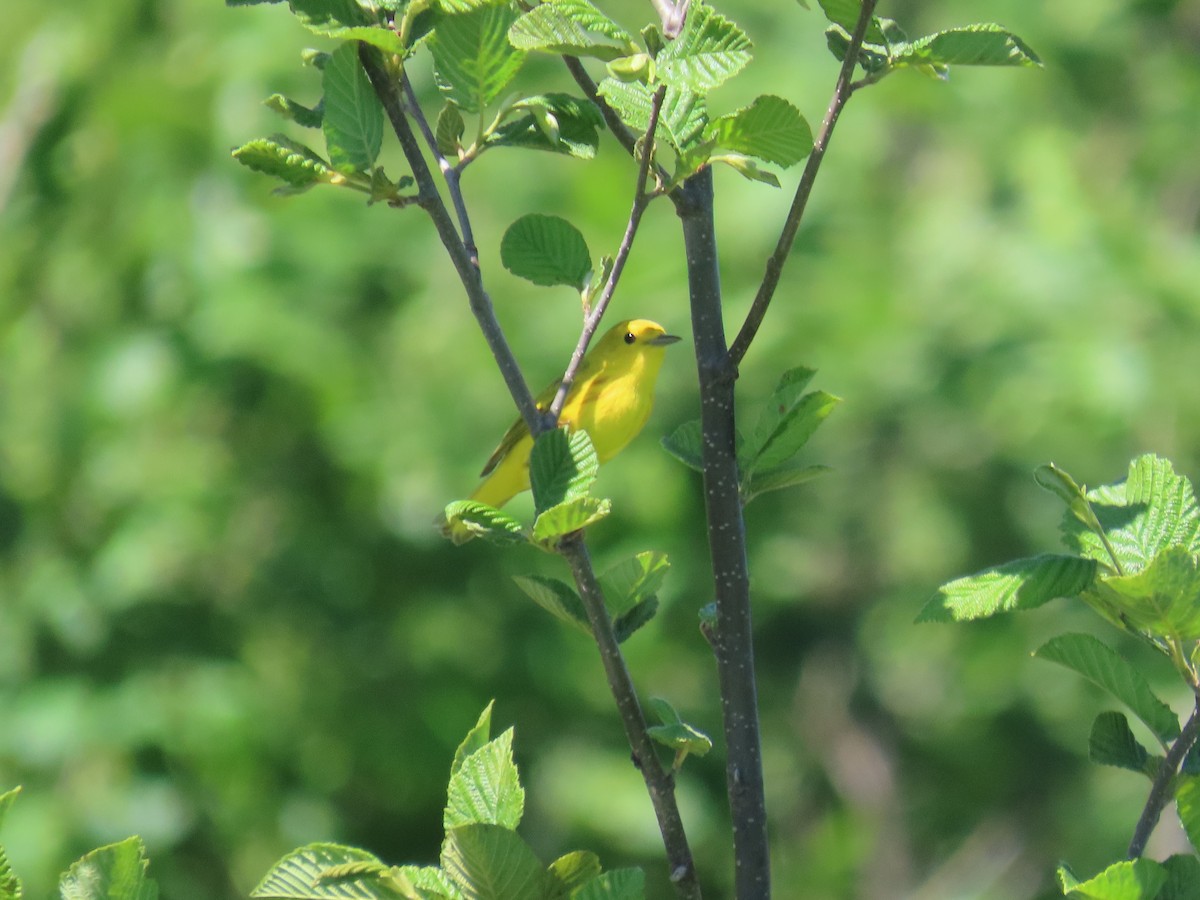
left=1127, top=699, right=1200, bottom=859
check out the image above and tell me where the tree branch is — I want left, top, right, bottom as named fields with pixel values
left=547, top=85, right=667, bottom=425
left=357, top=44, right=541, bottom=434
left=677, top=166, right=770, bottom=899
left=1127, top=699, right=1200, bottom=859
left=727, top=0, right=879, bottom=368
left=560, top=534, right=702, bottom=899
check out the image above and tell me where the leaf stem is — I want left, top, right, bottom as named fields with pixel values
left=546, top=85, right=667, bottom=426
left=727, top=0, right=880, bottom=368
left=1127, top=698, right=1200, bottom=859
left=559, top=534, right=702, bottom=899
left=357, top=44, right=541, bottom=434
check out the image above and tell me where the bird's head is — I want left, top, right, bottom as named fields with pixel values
left=600, top=319, right=682, bottom=356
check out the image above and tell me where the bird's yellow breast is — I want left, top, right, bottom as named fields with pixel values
left=561, top=352, right=658, bottom=463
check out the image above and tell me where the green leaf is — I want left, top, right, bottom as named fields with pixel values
left=436, top=103, right=466, bottom=158
left=741, top=368, right=838, bottom=475
left=500, top=215, right=593, bottom=289
left=816, top=0, right=886, bottom=43
left=507, top=0, right=634, bottom=61
left=1057, top=858, right=1168, bottom=899
left=445, top=728, right=524, bottom=831
left=441, top=825, right=550, bottom=900
left=287, top=0, right=406, bottom=53
left=430, top=3, right=526, bottom=114
left=59, top=838, right=157, bottom=900
left=442, top=501, right=526, bottom=545
left=919, top=554, right=1097, bottom=623
left=0, top=788, right=21, bottom=900
left=529, top=428, right=598, bottom=514
left=612, top=596, right=658, bottom=643
left=1035, top=633, right=1181, bottom=746
left=645, top=698, right=712, bottom=760
left=1062, top=455, right=1200, bottom=576
left=596, top=79, right=707, bottom=151
left=1161, top=854, right=1200, bottom=900
left=823, top=25, right=891, bottom=74
left=656, top=2, right=752, bottom=93
left=742, top=463, right=829, bottom=504
left=710, top=154, right=780, bottom=187
left=322, top=42, right=383, bottom=174
left=452, top=702, right=495, bottom=777
left=571, top=868, right=645, bottom=900
left=661, top=419, right=703, bottom=471
left=1088, top=711, right=1155, bottom=777
left=232, top=135, right=335, bottom=189
left=899, top=24, right=1042, bottom=68
left=1101, top=547, right=1200, bottom=642
left=265, top=93, right=324, bottom=128
left=706, top=95, right=812, bottom=168
left=487, top=94, right=605, bottom=159
left=512, top=575, right=592, bottom=635
left=548, top=852, right=601, bottom=895
left=599, top=551, right=669, bottom=617
left=390, top=865, right=457, bottom=900
left=253, top=844, right=402, bottom=899
left=532, top=496, right=611, bottom=544
left=1177, top=776, right=1200, bottom=855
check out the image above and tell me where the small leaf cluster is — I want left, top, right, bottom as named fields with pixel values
left=254, top=704, right=645, bottom=899
left=662, top=367, right=839, bottom=506
left=924, top=454, right=1200, bottom=895
left=0, top=787, right=160, bottom=900
left=816, top=0, right=1041, bottom=86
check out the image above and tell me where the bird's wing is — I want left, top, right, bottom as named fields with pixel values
left=478, top=377, right=563, bottom=477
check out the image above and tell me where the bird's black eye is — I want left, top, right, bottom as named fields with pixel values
left=623, top=331, right=636, bottom=345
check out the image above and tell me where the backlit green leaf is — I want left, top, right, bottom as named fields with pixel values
left=512, top=574, right=591, bottom=635
left=59, top=838, right=158, bottom=900
left=441, top=825, right=549, bottom=900
left=1176, top=776, right=1200, bottom=854
left=508, top=0, right=634, bottom=61
left=919, top=554, right=1097, bottom=622
left=287, top=0, right=405, bottom=53
left=442, top=500, right=526, bottom=545
left=1057, top=858, right=1167, bottom=899
left=1102, top=547, right=1200, bottom=642
left=899, top=24, right=1042, bottom=68
left=661, top=419, right=703, bottom=471
left=596, top=79, right=707, bottom=151
left=706, top=95, right=812, bottom=168
left=232, top=135, right=334, bottom=188
left=430, top=3, right=526, bottom=113
left=487, top=94, right=605, bottom=159
left=657, top=2, right=752, bottom=92
left=572, top=868, right=645, bottom=900
left=444, top=728, right=524, bottom=830
left=322, top=42, right=383, bottom=174
left=532, top=495, right=611, bottom=543
left=452, top=702, right=495, bottom=776
left=529, top=428, right=598, bottom=514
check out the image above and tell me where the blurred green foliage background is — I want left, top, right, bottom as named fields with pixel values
left=2, top=0, right=1199, bottom=897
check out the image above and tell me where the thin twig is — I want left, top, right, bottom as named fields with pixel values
left=560, top=534, right=702, bottom=899
left=547, top=84, right=667, bottom=424
left=357, top=44, right=540, bottom=433
left=400, top=71, right=479, bottom=264
left=726, top=0, right=880, bottom=368
left=1128, top=699, right=1200, bottom=858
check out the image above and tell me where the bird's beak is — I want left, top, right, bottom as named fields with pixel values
left=650, top=333, right=682, bottom=346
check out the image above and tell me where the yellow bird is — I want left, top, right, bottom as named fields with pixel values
left=446, top=318, right=681, bottom=539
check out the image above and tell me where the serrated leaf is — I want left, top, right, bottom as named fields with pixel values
left=572, top=868, right=645, bottom=900
left=265, top=93, right=324, bottom=128
left=391, top=865, right=457, bottom=900
left=0, top=788, right=21, bottom=900
left=441, top=824, right=549, bottom=900
left=487, top=94, right=605, bottom=159
left=1177, top=776, right=1200, bottom=854
left=322, top=42, right=383, bottom=174
left=1062, top=455, right=1200, bottom=576
left=612, top=596, right=658, bottom=642
left=445, top=729, right=524, bottom=831
left=599, top=552, right=669, bottom=616
left=442, top=501, right=526, bottom=545
left=899, top=24, right=1041, bottom=68
left=1057, top=858, right=1167, bottom=899
left=1088, top=711, right=1154, bottom=776
left=1162, top=853, right=1200, bottom=900
left=741, top=378, right=840, bottom=476
left=742, top=463, right=829, bottom=504
left=507, top=0, right=633, bottom=61
left=1035, top=633, right=1180, bottom=746
left=59, top=838, right=157, bottom=900
left=430, top=4, right=526, bottom=113
left=512, top=575, right=592, bottom=635
left=500, top=215, right=593, bottom=289
left=706, top=95, right=812, bottom=168
left=529, top=428, right=598, bottom=514
left=548, top=851, right=601, bottom=895
left=596, top=79, right=707, bottom=151
left=1101, top=547, right=1200, bottom=642
left=647, top=721, right=712, bottom=757
left=287, top=0, right=406, bottom=53
left=253, top=844, right=398, bottom=899
left=919, top=554, right=1097, bottom=623
left=661, top=419, right=703, bottom=471
left=657, top=2, right=751, bottom=92
left=532, top=496, right=611, bottom=543
left=452, top=702, right=495, bottom=777
left=232, top=135, right=334, bottom=188
left=436, top=103, right=466, bottom=157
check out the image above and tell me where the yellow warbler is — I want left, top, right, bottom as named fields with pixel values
left=447, top=319, right=680, bottom=538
